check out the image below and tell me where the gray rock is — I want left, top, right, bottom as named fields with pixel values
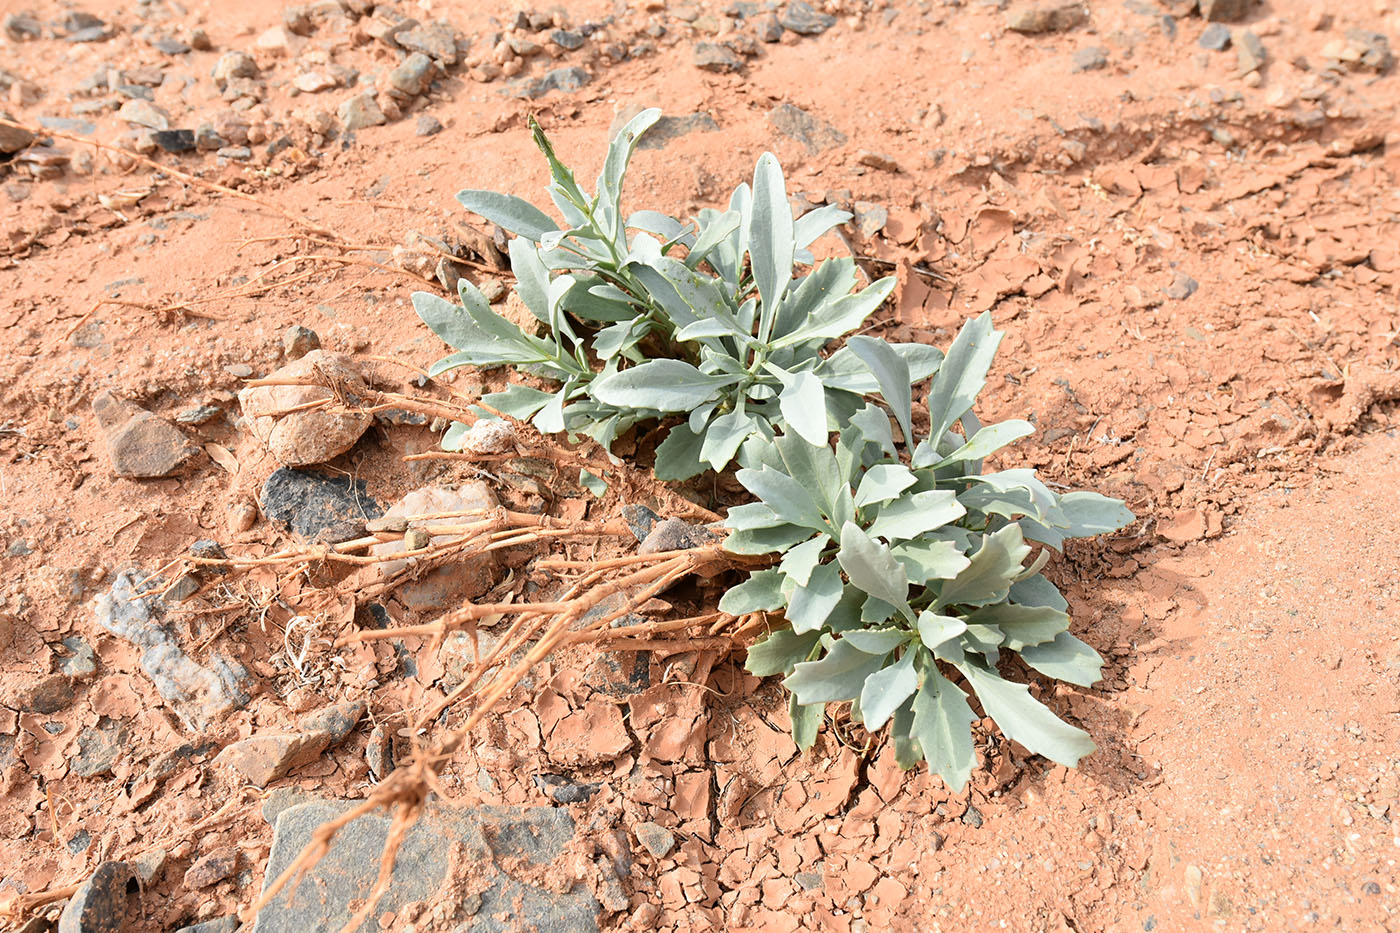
left=153, top=35, right=190, bottom=55
left=416, top=114, right=444, bottom=136
left=1072, top=46, right=1108, bottom=71
left=174, top=918, right=239, bottom=933
left=117, top=100, right=170, bottom=130
left=92, top=391, right=199, bottom=478
left=261, top=786, right=319, bottom=826
left=3, top=13, right=42, bottom=41
left=299, top=700, right=366, bottom=745
left=779, top=1, right=836, bottom=35
left=64, top=12, right=104, bottom=33
left=755, top=13, right=784, bottom=42
left=282, top=324, right=320, bottom=360
left=551, top=28, right=585, bottom=50
left=217, top=146, right=252, bottom=161
left=1006, top=2, right=1089, bottom=34
left=1199, top=0, right=1250, bottom=21
left=39, top=116, right=97, bottom=134
left=365, top=723, right=395, bottom=780
left=72, top=718, right=128, bottom=777
left=337, top=93, right=386, bottom=132
left=638, top=517, right=719, bottom=555
left=213, top=51, right=259, bottom=87
left=962, top=803, right=984, bottom=827
left=1164, top=272, right=1199, bottom=300
left=0, top=119, right=35, bottom=155
left=692, top=42, right=744, bottom=73
left=131, top=848, right=168, bottom=885
left=261, top=468, right=383, bottom=541
left=5, top=673, right=75, bottom=714
left=1235, top=28, right=1265, bottom=73
left=195, top=124, right=227, bottom=150
left=57, top=861, right=139, bottom=933
left=176, top=404, right=221, bottom=425
left=251, top=799, right=599, bottom=932
left=94, top=570, right=252, bottom=730
left=768, top=103, right=846, bottom=153
left=151, top=129, right=196, bottom=153
left=635, top=821, right=675, bottom=858
left=397, top=22, right=460, bottom=65
left=795, top=870, right=823, bottom=890
left=60, top=637, right=98, bottom=680
left=388, top=52, right=435, bottom=96
left=366, top=9, right=418, bottom=46
left=184, top=846, right=238, bottom=888
left=67, top=26, right=111, bottom=43
left=510, top=65, right=591, bottom=99
left=852, top=201, right=888, bottom=239
left=620, top=504, right=660, bottom=542
left=1344, top=29, right=1395, bottom=73
left=533, top=773, right=602, bottom=803
left=1199, top=23, right=1231, bottom=51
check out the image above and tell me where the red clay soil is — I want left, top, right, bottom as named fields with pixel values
left=2, top=0, right=1399, bottom=930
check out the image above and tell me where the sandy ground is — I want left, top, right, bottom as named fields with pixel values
left=2, top=0, right=1399, bottom=929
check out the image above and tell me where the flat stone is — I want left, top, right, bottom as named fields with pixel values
left=60, top=636, right=98, bottom=680
left=67, top=25, right=111, bottom=43
left=779, top=1, right=836, bottom=35
left=293, top=71, right=337, bottom=93
left=94, top=571, right=252, bottom=730
left=117, top=99, right=170, bottom=130
left=151, top=129, right=195, bottom=153
left=551, top=28, right=585, bottom=50
left=692, top=42, right=744, bottom=72
left=131, top=849, right=168, bottom=885
left=637, top=112, right=720, bottom=152
left=635, top=821, right=675, bottom=858
left=1235, top=29, right=1265, bottom=73
left=39, top=116, right=97, bottom=134
left=1199, top=23, right=1232, bottom=51
left=92, top=391, right=199, bottom=478
left=260, top=468, right=382, bottom=540
left=216, top=733, right=329, bottom=788
left=365, top=723, right=394, bottom=780
left=1072, top=46, right=1108, bottom=71
left=768, top=103, right=846, bottom=154
left=369, top=484, right=501, bottom=612
left=58, top=862, right=139, bottom=933
left=415, top=114, right=444, bottom=136
left=184, top=846, right=238, bottom=888
left=72, top=718, right=128, bottom=777
left=299, top=700, right=366, bottom=745
left=174, top=918, right=239, bottom=933
left=533, top=773, right=602, bottom=804
left=337, top=93, right=386, bottom=132
left=1006, top=2, right=1089, bottom=34
left=251, top=799, right=598, bottom=932
left=5, top=672, right=75, bottom=714
left=1164, top=272, right=1200, bottom=300
left=152, top=35, right=190, bottom=55
left=0, top=120, right=36, bottom=154
left=238, top=350, right=374, bottom=465
left=509, top=65, right=590, bottom=99
left=397, top=21, right=459, bottom=65
left=856, top=149, right=900, bottom=171
left=638, top=517, right=719, bottom=555
left=387, top=52, right=435, bottom=97
left=1200, top=0, right=1250, bottom=21
left=217, top=146, right=252, bottom=161
left=261, top=786, right=320, bottom=826
left=852, top=201, right=889, bottom=239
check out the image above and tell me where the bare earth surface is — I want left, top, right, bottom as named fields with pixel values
left=2, top=0, right=1399, bottom=930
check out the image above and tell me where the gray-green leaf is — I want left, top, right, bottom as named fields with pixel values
left=860, top=649, right=917, bottom=731
left=911, top=666, right=977, bottom=792
left=959, top=660, right=1095, bottom=768
left=837, top=521, right=910, bottom=610
left=784, top=637, right=889, bottom=705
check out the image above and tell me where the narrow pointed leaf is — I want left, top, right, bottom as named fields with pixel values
left=959, top=661, right=1095, bottom=768
left=744, top=626, right=822, bottom=676
left=927, top=311, right=1003, bottom=440
left=455, top=189, right=558, bottom=242
left=846, top=335, right=912, bottom=443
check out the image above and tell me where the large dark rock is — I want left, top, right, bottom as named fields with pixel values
left=57, top=861, right=140, bottom=933
left=251, top=799, right=600, bottom=932
left=260, top=468, right=383, bottom=541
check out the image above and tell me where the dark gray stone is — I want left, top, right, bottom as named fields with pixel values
left=638, top=517, right=718, bottom=555
left=779, top=1, right=836, bottom=35
left=550, top=28, right=585, bottom=50
left=1199, top=22, right=1231, bottom=51
left=67, top=26, right=111, bottom=43
left=72, top=718, right=128, bottom=777
left=533, top=773, right=602, bottom=803
left=387, top=52, right=435, bottom=96
left=94, top=570, right=252, bottom=729
left=251, top=799, right=599, bottom=932
left=5, top=673, right=75, bottom=714
left=151, top=129, right=196, bottom=153
left=1199, top=0, right=1249, bottom=22
left=768, top=103, right=846, bottom=154
left=153, top=35, right=191, bottom=55
left=755, top=13, right=783, bottom=42
left=1164, top=272, right=1199, bottom=300
left=3, top=13, right=42, bottom=41
left=174, top=918, right=239, bottom=933
left=397, top=21, right=459, bottom=65
left=260, top=468, right=383, bottom=540
left=57, top=861, right=139, bottom=933
left=60, top=637, right=98, bottom=680
left=509, top=65, right=591, bottom=99
left=637, top=112, right=720, bottom=152
left=635, top=821, right=675, bottom=858
left=619, top=504, right=660, bottom=542
left=1345, top=29, right=1395, bottom=73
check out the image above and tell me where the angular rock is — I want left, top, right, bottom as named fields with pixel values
left=72, top=718, right=128, bottom=777
left=293, top=72, right=337, bottom=93
left=452, top=419, right=516, bottom=455
left=238, top=350, right=373, bottom=466
left=397, top=21, right=459, bottom=65
left=337, top=93, right=386, bottom=132
left=1199, top=23, right=1231, bottom=51
left=366, top=9, right=418, bottom=46
left=620, top=504, right=660, bottom=542
left=369, top=484, right=501, bottom=612
left=768, top=103, right=846, bottom=153
left=534, top=773, right=601, bottom=804
left=1072, top=45, right=1108, bottom=71
left=1200, top=0, right=1250, bottom=21
left=117, top=99, right=170, bottom=130
left=3, top=13, right=42, bottom=41
left=1006, top=2, right=1089, bottom=34
left=416, top=114, right=444, bottom=136
left=131, top=849, right=168, bottom=885
left=0, top=116, right=35, bottom=155
left=6, top=672, right=75, bottom=714
left=153, top=35, right=190, bottom=55
left=853, top=201, right=889, bottom=239
left=60, top=636, right=98, bottom=680
left=213, top=51, right=259, bottom=87
left=94, top=571, right=252, bottom=729
left=1328, top=30, right=1396, bottom=73
left=215, top=732, right=328, bottom=788
left=779, top=1, right=836, bottom=35
left=174, top=918, right=240, bottom=933
left=251, top=799, right=599, bottom=932
left=1235, top=29, right=1265, bottom=73
left=299, top=700, right=366, bottom=745
left=260, top=468, right=382, bottom=540
left=551, top=28, right=585, bottom=51
left=635, top=821, right=675, bottom=858
left=184, top=846, right=238, bottom=888
left=92, top=391, right=199, bottom=478
left=755, top=13, right=784, bottom=42
left=387, top=52, right=435, bottom=96
left=692, top=42, right=744, bottom=73
left=366, top=723, right=394, bottom=780
left=510, top=65, right=590, bottom=99
left=1165, top=272, right=1199, bottom=300
left=151, top=129, right=196, bottom=153
left=638, top=517, right=719, bottom=555
left=57, top=861, right=140, bottom=933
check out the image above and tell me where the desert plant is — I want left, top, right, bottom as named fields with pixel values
left=718, top=312, right=1134, bottom=790
left=412, top=108, right=942, bottom=479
